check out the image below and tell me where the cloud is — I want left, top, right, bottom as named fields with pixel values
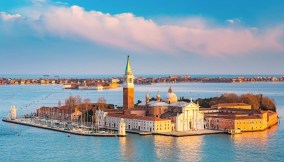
left=55, top=1, right=68, bottom=5
left=226, top=18, right=241, bottom=25
left=2, top=5, right=284, bottom=56
left=0, top=12, right=22, bottom=21
left=32, top=0, right=46, bottom=4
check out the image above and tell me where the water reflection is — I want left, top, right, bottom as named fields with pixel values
left=231, top=125, right=278, bottom=146
left=119, top=136, right=133, bottom=161
left=175, top=136, right=204, bottom=161
left=153, top=135, right=204, bottom=161
left=153, top=136, right=175, bottom=161
left=231, top=125, right=278, bottom=161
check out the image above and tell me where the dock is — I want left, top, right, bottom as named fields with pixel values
left=2, top=118, right=227, bottom=137
left=154, top=130, right=226, bottom=137
left=101, top=127, right=225, bottom=137
left=101, top=127, right=153, bottom=136
left=2, top=118, right=117, bottom=137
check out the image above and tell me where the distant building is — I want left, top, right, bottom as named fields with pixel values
left=40, top=79, right=47, bottom=84
left=169, top=75, right=181, bottom=79
left=184, top=75, right=191, bottom=79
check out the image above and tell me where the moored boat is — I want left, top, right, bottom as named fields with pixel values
left=228, top=129, right=242, bottom=134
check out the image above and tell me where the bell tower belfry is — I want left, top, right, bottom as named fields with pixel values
left=123, top=55, right=135, bottom=109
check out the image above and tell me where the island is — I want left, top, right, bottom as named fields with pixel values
left=2, top=56, right=279, bottom=137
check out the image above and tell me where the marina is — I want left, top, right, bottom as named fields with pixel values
left=2, top=118, right=117, bottom=137
left=2, top=117, right=227, bottom=137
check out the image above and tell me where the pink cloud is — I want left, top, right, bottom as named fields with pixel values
left=0, top=12, right=22, bottom=21
left=6, top=5, right=284, bottom=56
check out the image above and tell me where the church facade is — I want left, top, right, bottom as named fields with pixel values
left=175, top=101, right=205, bottom=131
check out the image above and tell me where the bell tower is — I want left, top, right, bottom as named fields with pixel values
left=123, top=55, right=134, bottom=109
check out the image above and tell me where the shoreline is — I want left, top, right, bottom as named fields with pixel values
left=2, top=118, right=117, bottom=137
left=2, top=117, right=279, bottom=137
left=2, top=118, right=228, bottom=137
left=1, top=75, right=283, bottom=87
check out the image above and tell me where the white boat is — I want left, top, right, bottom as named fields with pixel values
left=78, top=86, right=104, bottom=90
left=64, top=84, right=78, bottom=89
left=64, top=84, right=72, bottom=89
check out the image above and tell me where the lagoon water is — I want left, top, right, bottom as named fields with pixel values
left=0, top=82, right=283, bottom=162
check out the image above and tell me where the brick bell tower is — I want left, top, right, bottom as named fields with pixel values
left=123, top=55, right=135, bottom=109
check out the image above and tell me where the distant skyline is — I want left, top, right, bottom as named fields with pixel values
left=0, top=0, right=284, bottom=75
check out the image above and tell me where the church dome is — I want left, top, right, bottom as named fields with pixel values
left=149, top=101, right=169, bottom=107
left=170, top=101, right=187, bottom=107
left=164, top=86, right=178, bottom=104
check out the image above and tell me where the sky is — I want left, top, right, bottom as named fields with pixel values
left=0, top=0, right=284, bottom=75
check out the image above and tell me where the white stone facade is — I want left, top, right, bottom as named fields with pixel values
left=105, top=116, right=156, bottom=132
left=96, top=110, right=171, bottom=133
left=175, top=101, right=204, bottom=131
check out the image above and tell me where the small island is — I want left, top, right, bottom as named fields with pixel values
left=2, top=56, right=279, bottom=137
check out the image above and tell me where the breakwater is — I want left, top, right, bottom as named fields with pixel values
left=2, top=118, right=117, bottom=137
left=3, top=118, right=226, bottom=137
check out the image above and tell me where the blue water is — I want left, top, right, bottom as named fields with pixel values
left=0, top=83, right=283, bottom=161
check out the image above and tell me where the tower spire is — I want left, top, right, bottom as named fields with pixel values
left=125, top=55, right=132, bottom=74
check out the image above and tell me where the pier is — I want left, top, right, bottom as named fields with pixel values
left=101, top=127, right=153, bottom=136
left=2, top=118, right=117, bottom=137
left=2, top=117, right=227, bottom=137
